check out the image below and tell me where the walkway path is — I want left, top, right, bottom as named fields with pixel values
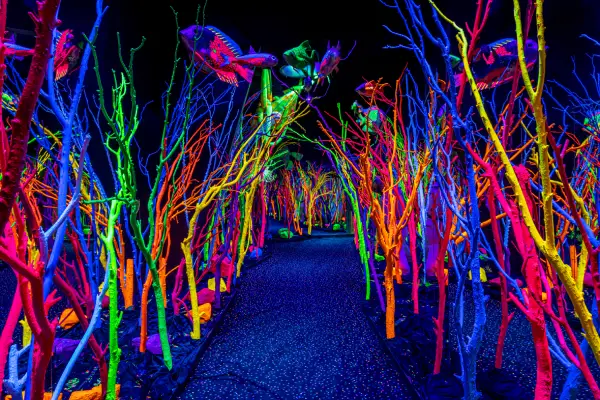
left=179, top=227, right=411, bottom=399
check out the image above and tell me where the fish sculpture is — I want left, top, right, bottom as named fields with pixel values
left=351, top=101, right=383, bottom=133
left=453, top=38, right=540, bottom=90
left=355, top=80, right=391, bottom=98
left=235, top=46, right=278, bottom=68
left=355, top=80, right=377, bottom=97
left=1, top=30, right=82, bottom=79
left=280, top=40, right=322, bottom=92
left=282, top=40, right=318, bottom=70
left=317, top=41, right=341, bottom=85
left=279, top=40, right=346, bottom=100
left=180, top=25, right=277, bottom=86
left=54, top=30, right=82, bottom=81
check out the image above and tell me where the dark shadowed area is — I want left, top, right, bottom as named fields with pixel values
left=7, top=0, right=600, bottom=159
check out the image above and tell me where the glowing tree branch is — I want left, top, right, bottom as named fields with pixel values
left=436, top=0, right=600, bottom=366
left=0, top=0, right=60, bottom=233
left=43, top=0, right=107, bottom=298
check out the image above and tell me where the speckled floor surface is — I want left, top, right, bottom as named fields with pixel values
left=178, top=234, right=412, bottom=399
left=447, top=284, right=600, bottom=399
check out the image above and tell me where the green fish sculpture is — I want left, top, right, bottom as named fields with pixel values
left=283, top=40, right=318, bottom=70
left=351, top=101, right=384, bottom=134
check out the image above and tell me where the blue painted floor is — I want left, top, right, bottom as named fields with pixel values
left=179, top=228, right=411, bottom=399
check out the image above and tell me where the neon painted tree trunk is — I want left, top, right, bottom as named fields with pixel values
left=433, top=207, right=452, bottom=374
left=0, top=1, right=60, bottom=399
left=424, top=195, right=441, bottom=277
left=472, top=147, right=554, bottom=396
left=0, top=276, right=21, bottom=388
left=53, top=274, right=108, bottom=397
left=0, top=0, right=8, bottom=159
left=236, top=179, right=260, bottom=278
left=408, top=214, right=419, bottom=314
left=444, top=0, right=600, bottom=365
left=181, top=205, right=203, bottom=339
left=514, top=215, right=552, bottom=398
left=258, top=181, right=267, bottom=248
left=0, top=0, right=59, bottom=228
left=0, top=209, right=58, bottom=400
left=90, top=36, right=174, bottom=369
left=367, top=155, right=426, bottom=339
left=100, top=200, right=123, bottom=400
left=487, top=187, right=513, bottom=369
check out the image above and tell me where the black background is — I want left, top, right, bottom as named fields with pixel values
left=7, top=0, right=600, bottom=158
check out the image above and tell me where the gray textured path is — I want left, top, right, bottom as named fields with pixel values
left=179, top=232, right=411, bottom=399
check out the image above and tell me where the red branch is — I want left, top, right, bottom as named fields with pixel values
left=0, top=0, right=60, bottom=233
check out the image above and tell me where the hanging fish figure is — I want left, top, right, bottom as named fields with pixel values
left=1, top=29, right=80, bottom=70
left=355, top=80, right=390, bottom=97
left=355, top=80, right=377, bottom=97
left=282, top=40, right=318, bottom=70
left=355, top=80, right=393, bottom=107
left=317, top=41, right=341, bottom=85
left=54, top=30, right=82, bottom=81
left=351, top=101, right=384, bottom=134
left=180, top=25, right=275, bottom=86
left=233, top=46, right=278, bottom=68
left=453, top=38, right=540, bottom=90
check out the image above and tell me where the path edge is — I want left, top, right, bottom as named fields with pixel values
left=169, top=252, right=269, bottom=399
left=360, top=292, right=425, bottom=398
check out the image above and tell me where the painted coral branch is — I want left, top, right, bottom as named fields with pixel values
left=0, top=0, right=61, bottom=233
